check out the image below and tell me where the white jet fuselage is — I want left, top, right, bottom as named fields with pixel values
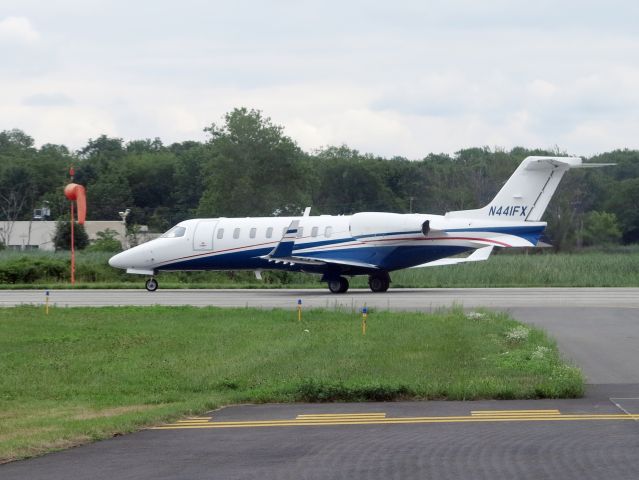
left=109, top=212, right=543, bottom=275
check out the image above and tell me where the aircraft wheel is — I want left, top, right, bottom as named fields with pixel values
left=328, top=277, right=349, bottom=294
left=145, top=278, right=159, bottom=292
left=368, top=272, right=390, bottom=293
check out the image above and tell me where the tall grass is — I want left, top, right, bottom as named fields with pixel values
left=1, top=247, right=639, bottom=288
left=0, top=306, right=582, bottom=461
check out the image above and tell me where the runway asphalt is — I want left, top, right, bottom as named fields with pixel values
left=2, top=288, right=639, bottom=478
left=3, top=286, right=639, bottom=309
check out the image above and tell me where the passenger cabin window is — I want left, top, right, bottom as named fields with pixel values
left=325, top=226, right=333, bottom=238
left=266, top=227, right=273, bottom=239
left=233, top=228, right=240, bottom=239
left=297, top=227, right=304, bottom=238
left=249, top=227, right=256, bottom=239
left=311, top=226, right=319, bottom=237
left=217, top=228, right=224, bottom=239
left=161, top=226, right=186, bottom=238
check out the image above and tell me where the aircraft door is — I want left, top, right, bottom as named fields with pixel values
left=193, top=220, right=217, bottom=251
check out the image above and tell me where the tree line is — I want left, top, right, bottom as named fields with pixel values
left=1, top=107, right=637, bottom=250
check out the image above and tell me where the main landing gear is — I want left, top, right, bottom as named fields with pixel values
left=368, top=272, right=390, bottom=293
left=328, top=277, right=349, bottom=294
left=326, top=272, right=391, bottom=294
left=145, top=278, right=159, bottom=292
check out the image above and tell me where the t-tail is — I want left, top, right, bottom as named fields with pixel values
left=445, top=156, right=612, bottom=221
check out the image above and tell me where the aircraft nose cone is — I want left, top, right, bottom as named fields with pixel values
left=108, top=252, right=125, bottom=269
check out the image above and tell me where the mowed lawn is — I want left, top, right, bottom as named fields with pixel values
left=0, top=306, right=583, bottom=462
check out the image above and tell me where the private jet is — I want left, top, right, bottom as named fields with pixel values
left=109, top=156, right=609, bottom=293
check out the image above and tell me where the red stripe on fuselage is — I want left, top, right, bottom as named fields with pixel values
left=360, top=236, right=512, bottom=248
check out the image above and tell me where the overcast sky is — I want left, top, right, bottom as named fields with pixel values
left=1, top=0, right=638, bottom=158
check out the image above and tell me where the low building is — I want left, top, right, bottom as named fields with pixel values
left=1, top=221, right=127, bottom=251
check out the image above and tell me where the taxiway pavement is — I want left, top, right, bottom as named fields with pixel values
left=2, top=393, right=639, bottom=480
left=2, top=288, right=638, bottom=478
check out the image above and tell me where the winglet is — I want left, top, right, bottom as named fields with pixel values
left=264, top=220, right=299, bottom=259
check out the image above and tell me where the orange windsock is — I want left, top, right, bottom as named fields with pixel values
left=64, top=183, right=87, bottom=224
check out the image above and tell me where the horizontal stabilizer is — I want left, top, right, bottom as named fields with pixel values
left=411, top=246, right=494, bottom=268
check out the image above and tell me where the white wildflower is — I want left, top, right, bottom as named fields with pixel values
left=506, top=326, right=530, bottom=342
left=531, top=346, right=550, bottom=360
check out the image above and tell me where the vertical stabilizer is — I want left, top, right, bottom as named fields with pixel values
left=446, top=156, right=586, bottom=222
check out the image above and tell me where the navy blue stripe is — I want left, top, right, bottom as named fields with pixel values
left=295, top=237, right=355, bottom=249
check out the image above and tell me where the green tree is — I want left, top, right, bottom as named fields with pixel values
left=123, top=151, right=176, bottom=225
left=312, top=146, right=401, bottom=213
left=605, top=177, right=639, bottom=243
left=173, top=143, right=207, bottom=222
left=582, top=211, right=622, bottom=246
left=54, top=220, right=89, bottom=251
left=198, top=108, right=310, bottom=217
left=75, top=135, right=126, bottom=185
left=87, top=171, right=134, bottom=220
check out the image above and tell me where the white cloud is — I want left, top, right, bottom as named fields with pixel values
left=0, top=16, right=39, bottom=44
left=0, top=2, right=638, bottom=157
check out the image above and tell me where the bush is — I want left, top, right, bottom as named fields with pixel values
left=54, top=221, right=89, bottom=251
left=86, top=228, right=122, bottom=253
left=0, top=256, right=67, bottom=283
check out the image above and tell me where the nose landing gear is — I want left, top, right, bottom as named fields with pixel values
left=145, top=278, right=159, bottom=292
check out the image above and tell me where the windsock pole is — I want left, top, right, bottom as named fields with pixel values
left=70, top=167, right=75, bottom=285
left=71, top=201, right=75, bottom=284
left=64, top=166, right=86, bottom=286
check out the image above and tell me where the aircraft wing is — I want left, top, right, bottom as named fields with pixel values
left=259, top=219, right=380, bottom=270
left=297, top=256, right=379, bottom=270
left=411, top=246, right=494, bottom=268
left=261, top=254, right=379, bottom=270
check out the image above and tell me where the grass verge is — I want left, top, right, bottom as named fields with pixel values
left=0, top=306, right=583, bottom=462
left=2, top=247, right=639, bottom=288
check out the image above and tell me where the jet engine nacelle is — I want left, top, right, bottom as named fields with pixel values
left=349, top=212, right=438, bottom=238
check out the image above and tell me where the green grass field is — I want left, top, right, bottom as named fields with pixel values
left=1, top=247, right=639, bottom=288
left=0, top=306, right=582, bottom=462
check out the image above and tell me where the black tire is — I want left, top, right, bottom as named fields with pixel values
left=328, top=277, right=349, bottom=294
left=145, top=278, right=158, bottom=292
left=368, top=273, right=390, bottom=293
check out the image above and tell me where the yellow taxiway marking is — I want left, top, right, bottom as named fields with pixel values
left=150, top=412, right=639, bottom=430
left=296, top=413, right=386, bottom=417
left=471, top=410, right=561, bottom=416
left=296, top=413, right=386, bottom=420
left=471, top=409, right=560, bottom=414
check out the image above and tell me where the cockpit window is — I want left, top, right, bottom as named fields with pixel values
left=161, top=226, right=186, bottom=238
